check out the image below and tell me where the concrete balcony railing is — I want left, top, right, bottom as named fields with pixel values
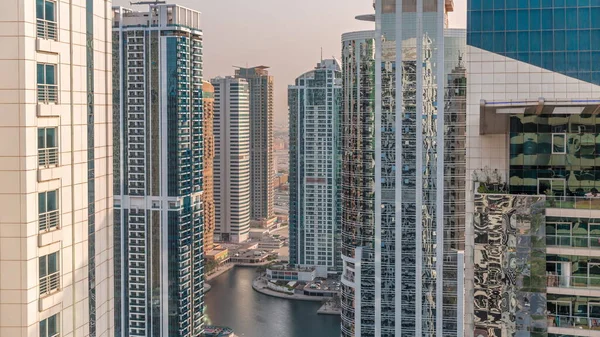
left=39, top=210, right=59, bottom=232
left=39, top=271, right=60, bottom=296
left=38, top=84, right=58, bottom=104
left=36, top=19, right=57, bottom=40
left=38, top=147, right=58, bottom=167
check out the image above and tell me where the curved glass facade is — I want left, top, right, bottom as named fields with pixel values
left=341, top=30, right=376, bottom=337
left=340, top=3, right=466, bottom=334
left=468, top=0, right=600, bottom=84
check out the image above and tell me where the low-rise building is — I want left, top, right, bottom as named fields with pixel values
left=206, top=248, right=230, bottom=265
left=258, top=236, right=285, bottom=250
left=230, top=249, right=270, bottom=264
left=301, top=283, right=338, bottom=298
left=265, top=264, right=333, bottom=280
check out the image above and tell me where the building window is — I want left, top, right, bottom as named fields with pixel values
left=38, top=127, right=58, bottom=167
left=40, top=313, right=59, bottom=337
left=39, top=252, right=60, bottom=296
left=552, top=133, right=566, bottom=154
left=37, top=63, right=58, bottom=103
left=538, top=178, right=566, bottom=197
left=39, top=190, right=59, bottom=232
left=36, top=0, right=57, bottom=40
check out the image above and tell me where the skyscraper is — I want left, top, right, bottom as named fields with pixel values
left=466, top=2, right=600, bottom=336
left=0, top=0, right=114, bottom=336
left=288, top=59, right=342, bottom=274
left=234, top=66, right=275, bottom=226
left=340, top=1, right=466, bottom=335
left=112, top=5, right=204, bottom=336
left=212, top=77, right=251, bottom=243
left=203, top=80, right=216, bottom=253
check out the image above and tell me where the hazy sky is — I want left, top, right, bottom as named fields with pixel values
left=113, top=0, right=467, bottom=124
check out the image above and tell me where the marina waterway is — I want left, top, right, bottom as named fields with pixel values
left=205, top=266, right=341, bottom=337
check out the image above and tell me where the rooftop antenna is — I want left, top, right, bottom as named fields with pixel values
left=320, top=47, right=323, bottom=63
left=130, top=0, right=166, bottom=5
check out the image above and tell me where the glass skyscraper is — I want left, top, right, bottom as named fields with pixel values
left=288, top=59, right=343, bottom=274
left=112, top=5, right=205, bottom=336
left=468, top=0, right=600, bottom=85
left=340, top=1, right=466, bottom=336
left=467, top=2, right=600, bottom=337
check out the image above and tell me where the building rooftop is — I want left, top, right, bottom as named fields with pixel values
left=479, top=97, right=600, bottom=135
left=113, top=4, right=201, bottom=32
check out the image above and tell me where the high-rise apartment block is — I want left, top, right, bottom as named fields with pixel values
left=288, top=59, right=342, bottom=274
left=203, top=80, right=216, bottom=253
left=0, top=0, right=114, bottom=336
left=112, top=5, right=204, bottom=336
left=340, top=1, right=466, bottom=335
left=212, top=77, right=251, bottom=243
left=235, top=66, right=275, bottom=225
left=467, top=2, right=600, bottom=336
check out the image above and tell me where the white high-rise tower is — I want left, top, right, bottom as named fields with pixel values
left=0, top=0, right=114, bottom=336
left=212, top=77, right=251, bottom=244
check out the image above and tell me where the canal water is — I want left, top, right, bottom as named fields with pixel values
left=205, top=267, right=341, bottom=337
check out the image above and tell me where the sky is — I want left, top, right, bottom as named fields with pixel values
left=113, top=0, right=467, bottom=124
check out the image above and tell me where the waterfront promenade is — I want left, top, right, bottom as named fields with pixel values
left=252, top=276, right=342, bottom=315
left=252, top=277, right=324, bottom=301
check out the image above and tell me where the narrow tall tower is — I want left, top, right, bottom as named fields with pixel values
left=113, top=5, right=205, bottom=336
left=340, top=0, right=466, bottom=335
left=0, top=0, right=114, bottom=336
left=288, top=59, right=343, bottom=274
left=203, top=80, right=216, bottom=253
left=235, top=66, right=275, bottom=227
left=212, top=77, right=251, bottom=243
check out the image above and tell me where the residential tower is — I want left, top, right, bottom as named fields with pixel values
left=288, top=59, right=342, bottom=274
left=212, top=77, right=251, bottom=244
left=112, top=5, right=205, bottom=336
left=0, top=0, right=114, bottom=336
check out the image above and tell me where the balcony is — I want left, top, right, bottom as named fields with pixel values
left=36, top=19, right=57, bottom=40
left=546, top=196, right=600, bottom=211
left=38, top=147, right=58, bottom=167
left=38, top=84, right=58, bottom=104
left=39, top=271, right=60, bottom=296
left=39, top=210, right=59, bottom=232
left=548, top=314, right=600, bottom=330
left=547, top=273, right=600, bottom=289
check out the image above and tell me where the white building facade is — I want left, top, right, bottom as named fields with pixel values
left=0, top=0, right=114, bottom=336
left=212, top=77, right=251, bottom=243
left=288, top=59, right=342, bottom=274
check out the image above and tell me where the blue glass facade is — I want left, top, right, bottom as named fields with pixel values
left=468, top=0, right=600, bottom=84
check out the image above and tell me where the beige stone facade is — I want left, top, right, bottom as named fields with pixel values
left=234, top=66, right=275, bottom=222
left=202, top=80, right=215, bottom=253
left=0, top=0, right=114, bottom=336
